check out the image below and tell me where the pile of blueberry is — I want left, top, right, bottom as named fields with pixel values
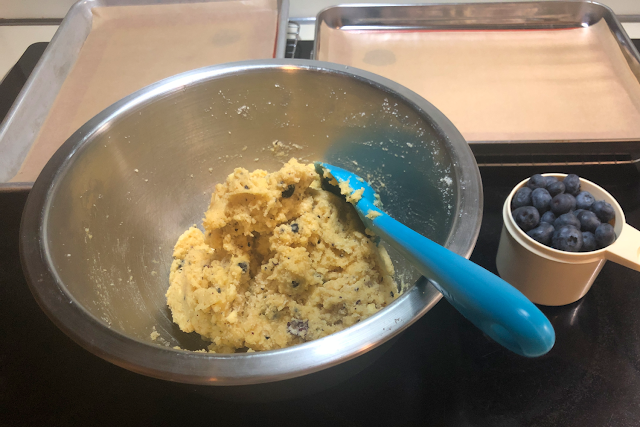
left=511, top=174, right=616, bottom=252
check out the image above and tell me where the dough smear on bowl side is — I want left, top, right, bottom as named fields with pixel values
left=166, top=158, right=398, bottom=353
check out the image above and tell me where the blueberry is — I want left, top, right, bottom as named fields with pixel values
left=527, top=174, right=548, bottom=190
left=527, top=223, right=555, bottom=245
left=512, top=206, right=540, bottom=232
left=554, top=213, right=581, bottom=229
left=575, top=191, right=595, bottom=210
left=531, top=188, right=552, bottom=213
left=540, top=211, right=556, bottom=224
left=563, top=174, right=581, bottom=196
left=581, top=231, right=597, bottom=252
left=552, top=225, right=583, bottom=252
left=595, top=223, right=616, bottom=248
left=590, top=200, right=615, bottom=223
left=547, top=181, right=565, bottom=197
left=550, top=193, right=576, bottom=216
left=545, top=176, right=559, bottom=187
left=576, top=210, right=601, bottom=233
left=281, top=184, right=295, bottom=198
left=511, top=187, right=533, bottom=210
left=573, top=209, right=585, bottom=218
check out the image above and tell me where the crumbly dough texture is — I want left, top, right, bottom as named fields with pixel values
left=166, top=159, right=397, bottom=353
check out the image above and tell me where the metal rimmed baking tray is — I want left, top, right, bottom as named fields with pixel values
left=0, top=0, right=289, bottom=191
left=315, top=2, right=640, bottom=168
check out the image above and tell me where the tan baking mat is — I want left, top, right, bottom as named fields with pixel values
left=317, top=20, right=640, bottom=143
left=11, top=0, right=277, bottom=183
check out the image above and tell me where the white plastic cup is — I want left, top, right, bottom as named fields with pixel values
left=496, top=173, right=640, bottom=306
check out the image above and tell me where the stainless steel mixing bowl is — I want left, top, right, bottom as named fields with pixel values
left=21, top=59, right=482, bottom=389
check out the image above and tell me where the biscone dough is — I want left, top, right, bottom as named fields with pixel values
left=166, top=158, right=398, bottom=353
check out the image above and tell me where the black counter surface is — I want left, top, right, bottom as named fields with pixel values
left=2, top=40, right=640, bottom=427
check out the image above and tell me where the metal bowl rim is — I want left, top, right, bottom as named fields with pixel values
left=20, top=58, right=482, bottom=385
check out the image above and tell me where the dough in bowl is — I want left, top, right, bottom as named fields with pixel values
left=166, top=158, right=398, bottom=352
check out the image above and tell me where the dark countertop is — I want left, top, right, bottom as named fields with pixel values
left=2, top=41, right=640, bottom=426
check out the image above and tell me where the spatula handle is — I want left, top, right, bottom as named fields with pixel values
left=359, top=199, right=555, bottom=357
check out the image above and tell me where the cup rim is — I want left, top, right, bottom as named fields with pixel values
left=503, top=173, right=625, bottom=259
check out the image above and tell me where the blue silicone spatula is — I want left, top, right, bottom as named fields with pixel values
left=315, top=162, right=555, bottom=357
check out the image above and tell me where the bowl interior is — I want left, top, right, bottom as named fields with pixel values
left=39, top=64, right=472, bottom=351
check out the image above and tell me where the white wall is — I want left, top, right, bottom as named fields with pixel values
left=1, top=0, right=639, bottom=19
left=0, top=0, right=77, bottom=18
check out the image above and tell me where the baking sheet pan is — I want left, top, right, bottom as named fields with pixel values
left=314, top=1, right=640, bottom=167
left=0, top=0, right=289, bottom=190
